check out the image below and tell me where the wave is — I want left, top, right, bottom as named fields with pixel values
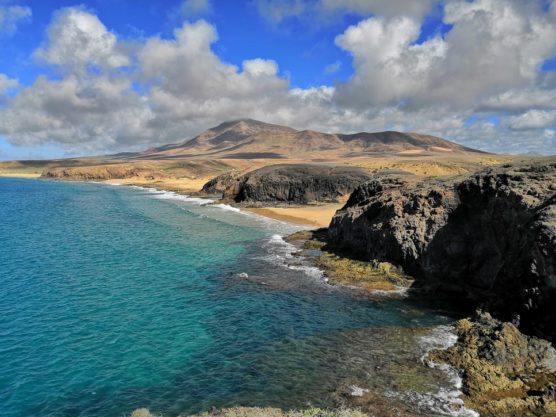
left=258, top=234, right=325, bottom=281
left=386, top=325, right=479, bottom=417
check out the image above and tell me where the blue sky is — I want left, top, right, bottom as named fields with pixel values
left=0, top=0, right=555, bottom=159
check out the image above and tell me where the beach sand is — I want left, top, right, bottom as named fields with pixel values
left=104, top=177, right=212, bottom=193
left=0, top=172, right=42, bottom=178
left=244, top=204, right=342, bottom=228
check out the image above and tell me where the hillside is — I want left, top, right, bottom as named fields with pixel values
left=131, top=119, right=484, bottom=160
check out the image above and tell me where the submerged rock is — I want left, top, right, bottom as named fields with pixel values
left=328, top=159, right=556, bottom=341
left=428, top=312, right=556, bottom=417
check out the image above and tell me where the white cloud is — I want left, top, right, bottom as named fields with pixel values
left=1, top=3, right=556, bottom=156
left=320, top=0, right=436, bottom=20
left=254, top=0, right=437, bottom=23
left=507, top=110, right=556, bottom=130
left=334, top=0, right=556, bottom=111
left=242, top=58, right=279, bottom=77
left=0, top=4, right=31, bottom=35
left=180, top=0, right=212, bottom=17
left=34, top=8, right=129, bottom=74
left=253, top=0, right=307, bottom=23
left=0, top=73, right=18, bottom=93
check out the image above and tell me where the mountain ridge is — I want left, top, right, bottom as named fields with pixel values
left=133, top=119, right=487, bottom=160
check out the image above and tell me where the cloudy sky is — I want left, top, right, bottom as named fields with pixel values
left=0, top=0, right=555, bottom=159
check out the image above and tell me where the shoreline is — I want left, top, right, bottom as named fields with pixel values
left=44, top=175, right=339, bottom=228
left=9, top=174, right=549, bottom=417
left=0, top=172, right=42, bottom=178
left=243, top=205, right=341, bottom=228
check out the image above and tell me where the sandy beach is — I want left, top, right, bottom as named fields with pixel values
left=244, top=205, right=342, bottom=227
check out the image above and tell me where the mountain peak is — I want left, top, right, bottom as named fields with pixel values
left=147, top=119, right=487, bottom=159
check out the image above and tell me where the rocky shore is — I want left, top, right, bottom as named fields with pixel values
left=327, top=159, right=556, bottom=342
left=428, top=312, right=556, bottom=416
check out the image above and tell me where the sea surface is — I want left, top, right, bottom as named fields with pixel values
left=0, top=178, right=474, bottom=417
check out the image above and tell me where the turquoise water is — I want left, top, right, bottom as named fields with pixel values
left=0, top=178, right=457, bottom=417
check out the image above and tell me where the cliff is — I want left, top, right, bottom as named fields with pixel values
left=203, top=164, right=373, bottom=204
left=328, top=159, right=556, bottom=341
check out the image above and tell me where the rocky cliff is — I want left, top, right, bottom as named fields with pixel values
left=203, top=164, right=373, bottom=204
left=328, top=159, right=556, bottom=341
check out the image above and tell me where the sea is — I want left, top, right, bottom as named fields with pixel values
left=0, top=178, right=478, bottom=417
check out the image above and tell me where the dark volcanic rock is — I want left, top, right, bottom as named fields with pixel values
left=205, top=164, right=373, bottom=204
left=200, top=171, right=242, bottom=195
left=328, top=160, right=556, bottom=340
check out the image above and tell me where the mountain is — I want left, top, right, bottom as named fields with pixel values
left=134, top=119, right=485, bottom=160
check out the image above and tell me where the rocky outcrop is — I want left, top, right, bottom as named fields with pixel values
left=42, top=164, right=167, bottom=181
left=205, top=164, right=373, bottom=204
left=428, top=312, right=556, bottom=417
left=328, top=160, right=556, bottom=341
left=200, top=171, right=242, bottom=195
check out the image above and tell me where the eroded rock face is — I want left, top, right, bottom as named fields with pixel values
left=200, top=171, right=242, bottom=195
left=42, top=165, right=167, bottom=181
left=204, top=164, right=373, bottom=204
left=328, top=160, right=556, bottom=340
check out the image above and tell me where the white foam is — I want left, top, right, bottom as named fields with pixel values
left=213, top=203, right=241, bottom=212
left=257, top=234, right=326, bottom=281
left=371, top=286, right=410, bottom=298
left=151, top=190, right=214, bottom=205
left=349, top=385, right=369, bottom=397
left=388, top=325, right=479, bottom=417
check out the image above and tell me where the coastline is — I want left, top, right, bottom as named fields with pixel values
left=6, top=174, right=554, bottom=417
left=0, top=172, right=42, bottom=178
left=244, top=205, right=342, bottom=228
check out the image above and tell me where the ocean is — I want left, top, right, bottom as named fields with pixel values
left=0, top=178, right=475, bottom=417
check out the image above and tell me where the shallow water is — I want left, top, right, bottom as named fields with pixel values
left=1, top=178, right=467, bottom=417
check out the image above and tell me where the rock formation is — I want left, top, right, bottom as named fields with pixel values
left=204, top=164, right=373, bottom=204
left=428, top=312, right=556, bottom=416
left=328, top=159, right=556, bottom=341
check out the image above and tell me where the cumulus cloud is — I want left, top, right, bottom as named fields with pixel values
left=0, top=73, right=18, bottom=93
left=0, top=4, right=31, bottom=35
left=34, top=8, right=129, bottom=74
left=334, top=0, right=556, bottom=111
left=1, top=2, right=555, bottom=155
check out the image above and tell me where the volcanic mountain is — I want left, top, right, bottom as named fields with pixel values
left=135, top=119, right=484, bottom=160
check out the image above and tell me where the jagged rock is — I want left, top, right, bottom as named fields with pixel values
left=204, top=164, right=373, bottom=204
left=328, top=160, right=556, bottom=341
left=428, top=312, right=556, bottom=417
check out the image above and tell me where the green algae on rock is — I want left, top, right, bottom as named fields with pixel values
left=286, top=229, right=414, bottom=293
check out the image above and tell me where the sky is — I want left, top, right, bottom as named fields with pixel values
left=0, top=0, right=555, bottom=159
